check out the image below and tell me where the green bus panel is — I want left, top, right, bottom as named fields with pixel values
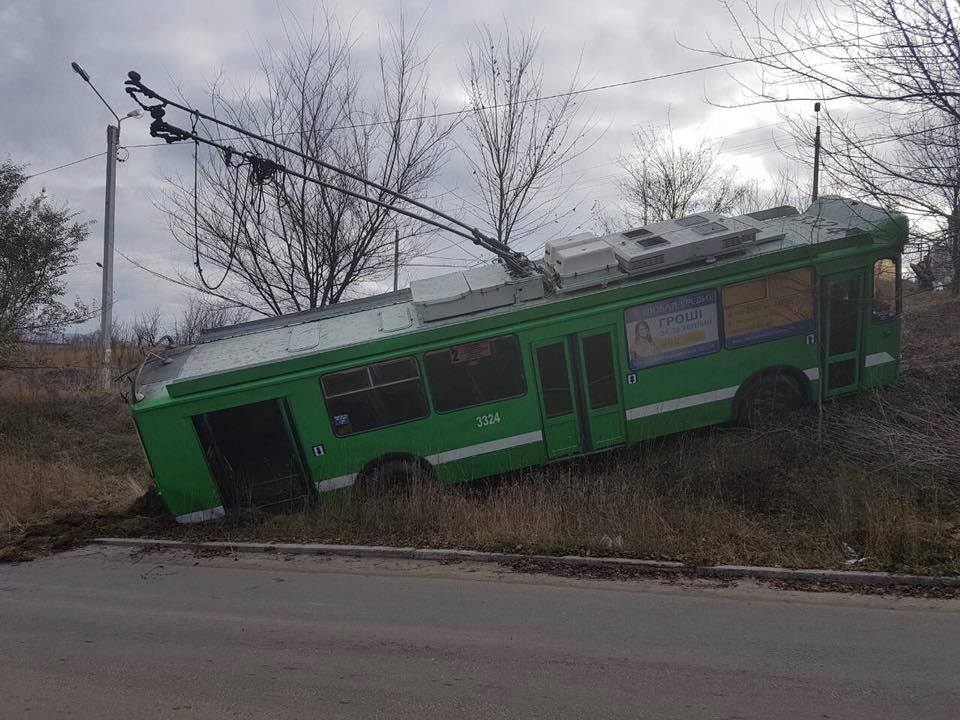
left=135, top=411, right=222, bottom=518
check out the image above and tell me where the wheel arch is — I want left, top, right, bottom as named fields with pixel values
left=357, top=451, right=436, bottom=483
left=733, top=364, right=812, bottom=418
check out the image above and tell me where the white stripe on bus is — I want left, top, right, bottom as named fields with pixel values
left=625, top=386, right=739, bottom=420
left=425, top=430, right=543, bottom=465
left=864, top=351, right=896, bottom=367
left=175, top=505, right=226, bottom=524
left=625, top=366, right=821, bottom=421
left=316, top=473, right=358, bottom=492
left=315, top=431, right=545, bottom=492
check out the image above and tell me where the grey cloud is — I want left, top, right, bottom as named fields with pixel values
left=1, top=0, right=794, bottom=331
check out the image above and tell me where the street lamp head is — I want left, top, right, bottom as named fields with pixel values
left=71, top=61, right=90, bottom=83
left=124, top=109, right=142, bottom=119
left=71, top=59, right=120, bottom=125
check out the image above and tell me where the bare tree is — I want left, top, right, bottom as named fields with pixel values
left=171, top=297, right=249, bottom=345
left=739, top=165, right=812, bottom=213
left=132, top=306, right=162, bottom=350
left=128, top=299, right=248, bottom=352
left=818, top=115, right=960, bottom=293
left=701, top=0, right=960, bottom=291
left=0, top=160, right=90, bottom=351
left=154, top=12, right=453, bottom=317
left=702, top=1, right=960, bottom=119
left=588, top=200, right=623, bottom=236
left=459, top=23, right=595, bottom=245
left=617, top=118, right=754, bottom=224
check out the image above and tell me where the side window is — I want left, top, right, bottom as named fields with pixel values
left=581, top=333, right=618, bottom=409
left=535, top=343, right=573, bottom=418
left=722, top=268, right=815, bottom=349
left=424, top=335, right=526, bottom=412
left=320, top=357, right=428, bottom=437
left=872, top=257, right=900, bottom=321
left=624, top=289, right=720, bottom=370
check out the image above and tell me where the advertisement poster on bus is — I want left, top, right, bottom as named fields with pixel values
left=723, top=269, right=815, bottom=349
left=625, top=290, right=720, bottom=369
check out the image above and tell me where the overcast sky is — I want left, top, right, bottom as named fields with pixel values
left=2, top=0, right=818, bottom=333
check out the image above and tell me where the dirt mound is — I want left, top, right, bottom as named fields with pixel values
left=127, top=487, right=168, bottom=517
left=0, top=492, right=174, bottom=563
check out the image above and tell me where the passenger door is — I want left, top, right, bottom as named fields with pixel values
left=532, top=328, right=626, bottom=459
left=574, top=330, right=627, bottom=451
left=820, top=271, right=865, bottom=396
left=532, top=339, right=582, bottom=458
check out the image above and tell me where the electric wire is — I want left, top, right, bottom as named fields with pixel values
left=25, top=152, right=108, bottom=179
left=119, top=34, right=886, bottom=153
left=146, top=35, right=888, bottom=144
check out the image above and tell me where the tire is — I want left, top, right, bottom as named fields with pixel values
left=736, top=372, right=805, bottom=428
left=354, top=457, right=430, bottom=501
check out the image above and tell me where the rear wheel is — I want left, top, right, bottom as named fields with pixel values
left=736, top=373, right=805, bottom=428
left=354, top=457, right=431, bottom=500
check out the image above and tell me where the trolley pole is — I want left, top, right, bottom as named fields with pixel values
left=811, top=102, right=821, bottom=203
left=393, top=227, right=400, bottom=292
left=99, top=123, right=119, bottom=389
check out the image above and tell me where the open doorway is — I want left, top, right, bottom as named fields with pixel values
left=192, top=399, right=312, bottom=512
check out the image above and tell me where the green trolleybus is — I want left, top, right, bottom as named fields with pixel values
left=132, top=197, right=906, bottom=523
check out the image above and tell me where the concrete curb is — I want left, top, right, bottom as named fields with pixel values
left=89, top=537, right=960, bottom=587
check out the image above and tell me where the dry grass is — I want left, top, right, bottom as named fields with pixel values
left=2, top=290, right=960, bottom=573
left=0, top=457, right=145, bottom=531
left=5, top=338, right=141, bottom=371
left=175, top=421, right=959, bottom=574
left=0, top=374, right=151, bottom=533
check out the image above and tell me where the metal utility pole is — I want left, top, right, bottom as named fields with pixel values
left=72, top=61, right=140, bottom=389
left=393, top=227, right=400, bottom=292
left=811, top=101, right=821, bottom=203
left=100, top=124, right=119, bottom=389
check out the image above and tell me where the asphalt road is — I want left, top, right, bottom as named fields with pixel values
left=0, top=547, right=958, bottom=720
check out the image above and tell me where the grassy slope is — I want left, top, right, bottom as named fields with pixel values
left=2, top=292, right=959, bottom=571
left=0, top=366, right=150, bottom=532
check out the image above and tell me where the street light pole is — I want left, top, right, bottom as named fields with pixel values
left=393, top=227, right=400, bottom=292
left=71, top=61, right=139, bottom=389
left=99, top=123, right=119, bottom=389
left=811, top=102, right=821, bottom=203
